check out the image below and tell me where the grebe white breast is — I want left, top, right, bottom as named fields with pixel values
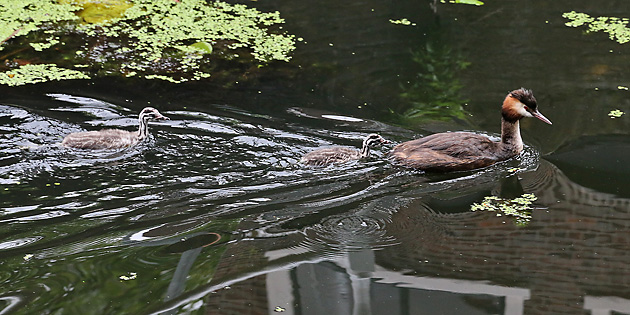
left=390, top=88, right=552, bottom=172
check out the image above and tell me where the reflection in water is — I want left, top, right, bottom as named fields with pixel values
left=0, top=86, right=544, bottom=314
left=147, top=159, right=630, bottom=315
left=546, top=134, right=630, bottom=197
left=2, top=0, right=630, bottom=313
left=397, top=42, right=471, bottom=124
left=2, top=95, right=630, bottom=314
left=0, top=93, right=549, bottom=314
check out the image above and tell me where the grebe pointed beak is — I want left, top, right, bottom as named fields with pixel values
left=532, top=110, right=552, bottom=125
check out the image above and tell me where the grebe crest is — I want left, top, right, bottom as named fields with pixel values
left=61, top=107, right=169, bottom=150
left=301, top=133, right=390, bottom=166
left=389, top=88, right=552, bottom=172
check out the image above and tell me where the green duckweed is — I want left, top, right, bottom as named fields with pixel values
left=389, top=18, right=416, bottom=26
left=0, top=0, right=296, bottom=85
left=119, top=272, right=137, bottom=281
left=0, top=0, right=79, bottom=52
left=471, top=193, right=538, bottom=226
left=563, top=11, right=630, bottom=44
left=0, top=64, right=90, bottom=86
left=440, top=0, right=484, bottom=6
left=608, top=109, right=624, bottom=118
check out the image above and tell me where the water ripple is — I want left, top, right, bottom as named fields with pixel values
left=0, top=236, right=43, bottom=250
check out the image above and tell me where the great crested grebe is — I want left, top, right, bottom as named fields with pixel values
left=61, top=107, right=169, bottom=150
left=301, top=133, right=390, bottom=166
left=390, top=88, right=552, bottom=172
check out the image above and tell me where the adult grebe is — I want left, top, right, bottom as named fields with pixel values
left=301, top=133, right=390, bottom=166
left=61, top=107, right=169, bottom=149
left=390, top=88, right=552, bottom=172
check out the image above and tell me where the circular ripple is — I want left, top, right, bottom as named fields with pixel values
left=301, top=212, right=398, bottom=254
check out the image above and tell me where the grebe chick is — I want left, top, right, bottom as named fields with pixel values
left=390, top=88, right=552, bottom=172
left=301, top=133, right=390, bottom=166
left=61, top=107, right=169, bottom=150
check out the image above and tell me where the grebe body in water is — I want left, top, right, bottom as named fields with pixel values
left=301, top=134, right=390, bottom=166
left=61, top=107, right=169, bottom=150
left=390, top=88, right=552, bottom=172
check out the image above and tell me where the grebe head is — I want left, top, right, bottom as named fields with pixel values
left=139, top=107, right=170, bottom=121
left=137, top=107, right=169, bottom=140
left=364, top=133, right=390, bottom=146
left=359, top=134, right=390, bottom=157
left=502, top=88, right=552, bottom=125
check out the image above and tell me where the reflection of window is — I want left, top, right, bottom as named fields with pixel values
left=372, top=267, right=530, bottom=315
left=265, top=250, right=532, bottom=315
left=585, top=296, right=630, bottom=315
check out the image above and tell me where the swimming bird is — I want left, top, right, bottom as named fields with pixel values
left=301, top=133, right=390, bottom=166
left=61, top=107, right=169, bottom=150
left=390, top=88, right=552, bottom=172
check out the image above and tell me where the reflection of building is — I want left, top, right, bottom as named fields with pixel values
left=585, top=296, right=630, bottom=315
left=266, top=249, right=530, bottom=315
left=378, top=160, right=630, bottom=314
left=204, top=243, right=527, bottom=315
left=155, top=160, right=630, bottom=314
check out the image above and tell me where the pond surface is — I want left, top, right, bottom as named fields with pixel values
left=2, top=0, right=630, bottom=314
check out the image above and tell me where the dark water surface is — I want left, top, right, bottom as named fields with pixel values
left=2, top=1, right=630, bottom=314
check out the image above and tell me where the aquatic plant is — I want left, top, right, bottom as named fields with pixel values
left=0, top=0, right=79, bottom=51
left=60, top=0, right=133, bottom=24
left=440, top=0, right=484, bottom=6
left=0, top=0, right=296, bottom=85
left=563, top=11, right=630, bottom=44
left=389, top=18, right=416, bottom=26
left=608, top=109, right=624, bottom=118
left=396, top=42, right=470, bottom=123
left=0, top=64, right=90, bottom=86
left=119, top=272, right=137, bottom=281
left=470, top=193, right=538, bottom=226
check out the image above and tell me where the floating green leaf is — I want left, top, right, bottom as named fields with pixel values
left=119, top=272, right=137, bottom=281
left=608, top=109, right=624, bottom=118
left=59, top=0, right=133, bottom=24
left=189, top=41, right=213, bottom=54
left=440, top=0, right=484, bottom=6
left=389, top=18, right=416, bottom=26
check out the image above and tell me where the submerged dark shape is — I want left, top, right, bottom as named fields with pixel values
left=61, top=107, right=169, bottom=150
left=301, top=134, right=390, bottom=166
left=390, top=88, right=552, bottom=172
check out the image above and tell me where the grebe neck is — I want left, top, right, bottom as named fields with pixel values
left=359, top=140, right=371, bottom=157
left=138, top=115, right=150, bottom=139
left=500, top=117, right=523, bottom=153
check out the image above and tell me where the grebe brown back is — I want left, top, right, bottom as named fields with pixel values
left=61, top=107, right=169, bottom=150
left=390, top=88, right=552, bottom=172
left=301, top=133, right=390, bottom=166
